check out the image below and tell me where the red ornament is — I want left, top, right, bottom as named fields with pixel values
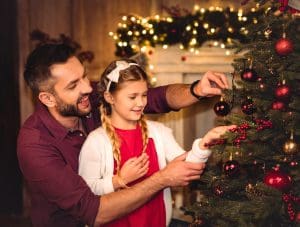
left=214, top=100, right=231, bottom=116
left=272, top=100, right=286, bottom=111
left=240, top=68, right=258, bottom=82
left=275, top=38, right=294, bottom=56
left=223, top=160, right=240, bottom=178
left=275, top=83, right=291, bottom=100
left=181, top=56, right=186, bottom=61
left=264, top=170, right=292, bottom=192
left=148, top=50, right=153, bottom=55
left=241, top=98, right=256, bottom=115
left=213, top=185, right=225, bottom=197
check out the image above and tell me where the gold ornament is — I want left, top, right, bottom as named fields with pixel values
left=283, top=131, right=299, bottom=155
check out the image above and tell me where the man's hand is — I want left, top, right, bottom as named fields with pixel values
left=158, top=153, right=205, bottom=187
left=194, top=71, right=229, bottom=97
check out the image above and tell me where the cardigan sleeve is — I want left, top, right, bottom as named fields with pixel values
left=78, top=129, right=115, bottom=195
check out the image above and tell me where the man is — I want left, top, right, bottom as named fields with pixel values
left=17, top=43, right=229, bottom=227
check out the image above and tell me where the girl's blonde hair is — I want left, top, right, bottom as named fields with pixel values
left=98, top=59, right=149, bottom=173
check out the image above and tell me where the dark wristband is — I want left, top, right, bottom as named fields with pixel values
left=190, top=80, right=205, bottom=100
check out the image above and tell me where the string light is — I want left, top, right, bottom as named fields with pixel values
left=112, top=5, right=263, bottom=57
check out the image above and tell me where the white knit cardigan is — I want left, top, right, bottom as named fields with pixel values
left=78, top=120, right=204, bottom=226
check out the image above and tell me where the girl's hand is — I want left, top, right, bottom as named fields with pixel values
left=119, top=153, right=149, bottom=185
left=200, top=125, right=236, bottom=149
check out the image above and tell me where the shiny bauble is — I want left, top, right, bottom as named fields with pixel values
left=240, top=68, right=259, bottom=82
left=275, top=84, right=291, bottom=100
left=264, top=170, right=292, bottom=192
left=214, top=100, right=231, bottom=116
left=212, top=185, right=225, bottom=197
left=223, top=160, right=240, bottom=178
left=241, top=98, right=256, bottom=115
left=272, top=100, right=286, bottom=111
left=275, top=38, right=294, bottom=56
left=283, top=139, right=299, bottom=155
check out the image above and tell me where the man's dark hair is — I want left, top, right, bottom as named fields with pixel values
left=24, top=43, right=76, bottom=96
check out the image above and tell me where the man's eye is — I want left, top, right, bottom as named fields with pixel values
left=129, top=96, right=136, bottom=99
left=68, top=84, right=77, bottom=90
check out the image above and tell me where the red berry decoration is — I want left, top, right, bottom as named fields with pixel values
left=275, top=83, right=291, bottom=100
left=181, top=56, right=187, bottom=61
left=272, top=100, right=286, bottom=111
left=275, top=38, right=294, bottom=56
left=264, top=170, right=292, bottom=192
left=214, top=100, right=230, bottom=116
left=223, top=160, right=240, bottom=178
left=241, top=98, right=256, bottom=115
left=241, top=68, right=258, bottom=82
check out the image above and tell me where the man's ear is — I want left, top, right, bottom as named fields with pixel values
left=38, top=92, right=56, bottom=108
left=104, top=91, right=114, bottom=104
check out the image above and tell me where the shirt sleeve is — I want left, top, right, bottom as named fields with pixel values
left=79, top=130, right=115, bottom=195
left=17, top=128, right=100, bottom=226
left=144, top=86, right=174, bottom=114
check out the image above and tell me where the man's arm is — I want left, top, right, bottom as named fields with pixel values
left=166, top=71, right=229, bottom=110
left=94, top=153, right=205, bottom=225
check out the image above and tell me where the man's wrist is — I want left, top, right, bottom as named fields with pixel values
left=190, top=80, right=205, bottom=100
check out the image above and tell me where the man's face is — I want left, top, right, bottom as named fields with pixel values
left=50, top=56, right=93, bottom=117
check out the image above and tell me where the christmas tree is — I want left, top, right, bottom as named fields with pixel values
left=185, top=1, right=300, bottom=226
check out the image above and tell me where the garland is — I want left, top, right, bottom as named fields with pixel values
left=111, top=5, right=265, bottom=57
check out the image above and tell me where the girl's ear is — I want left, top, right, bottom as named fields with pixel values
left=38, top=92, right=56, bottom=108
left=104, top=91, right=114, bottom=104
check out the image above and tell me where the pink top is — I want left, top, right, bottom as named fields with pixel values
left=103, top=124, right=166, bottom=227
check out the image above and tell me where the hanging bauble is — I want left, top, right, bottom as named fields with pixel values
left=275, top=83, right=291, bottom=100
left=272, top=100, right=286, bottom=111
left=264, top=170, right=292, bottom=192
left=240, top=68, right=259, bottom=82
left=241, top=98, right=256, bottom=115
left=275, top=38, right=294, bottom=56
left=283, top=131, right=299, bottom=155
left=181, top=56, right=187, bottom=62
left=223, top=160, right=240, bottom=178
left=214, top=99, right=231, bottom=116
left=148, top=50, right=153, bottom=55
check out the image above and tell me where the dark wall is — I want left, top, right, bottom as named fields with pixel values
left=0, top=0, right=22, bottom=214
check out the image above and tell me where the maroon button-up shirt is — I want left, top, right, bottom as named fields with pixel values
left=17, top=83, right=171, bottom=227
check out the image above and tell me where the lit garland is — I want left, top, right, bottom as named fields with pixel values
left=110, top=5, right=265, bottom=57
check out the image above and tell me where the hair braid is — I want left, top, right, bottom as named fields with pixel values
left=139, top=114, right=149, bottom=154
left=100, top=105, right=122, bottom=173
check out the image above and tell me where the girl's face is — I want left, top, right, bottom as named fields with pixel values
left=109, top=80, right=148, bottom=129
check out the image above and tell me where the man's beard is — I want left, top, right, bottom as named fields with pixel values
left=54, top=94, right=90, bottom=117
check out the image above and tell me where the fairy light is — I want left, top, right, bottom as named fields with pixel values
left=200, top=8, right=205, bottom=13
left=162, top=44, right=168, bottom=49
left=220, top=43, right=226, bottom=48
left=149, top=29, right=154, bottom=34
left=251, top=7, right=256, bottom=12
left=118, top=41, right=123, bottom=47
left=140, top=46, right=147, bottom=52
left=113, top=35, right=118, bottom=40
left=209, top=6, right=215, bottom=11
left=118, top=22, right=122, bottom=27
left=130, top=16, right=136, bottom=22
left=228, top=27, right=233, bottom=33
left=213, top=41, right=219, bottom=46
left=127, top=31, right=133, bottom=36
left=210, top=28, right=216, bottom=33
left=253, top=18, right=258, bottom=24
left=154, top=15, right=160, bottom=20
left=108, top=31, right=114, bottom=36
left=134, top=31, right=140, bottom=36
left=142, top=30, right=147, bottom=35
left=153, top=35, right=158, bottom=41
left=203, top=23, right=209, bottom=29
left=194, top=21, right=199, bottom=27
left=195, top=49, right=199, bottom=55
left=192, top=29, right=197, bottom=35
left=166, top=17, right=173, bottom=22
left=186, top=25, right=192, bottom=31
left=179, top=44, right=184, bottom=49
left=238, top=9, right=243, bottom=17
left=242, top=16, right=247, bottom=21
left=230, top=7, right=234, bottom=12
left=122, top=24, right=127, bottom=28
left=190, top=38, right=197, bottom=45
left=225, top=50, right=230, bottom=55
left=190, top=47, right=195, bottom=53
left=141, top=18, right=148, bottom=24
left=122, top=16, right=127, bottom=21
left=149, top=64, right=154, bottom=70
left=194, top=4, right=200, bottom=11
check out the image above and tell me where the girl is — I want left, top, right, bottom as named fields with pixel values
left=78, top=59, right=234, bottom=227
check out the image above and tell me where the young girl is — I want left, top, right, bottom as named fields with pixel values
left=78, top=59, right=234, bottom=227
